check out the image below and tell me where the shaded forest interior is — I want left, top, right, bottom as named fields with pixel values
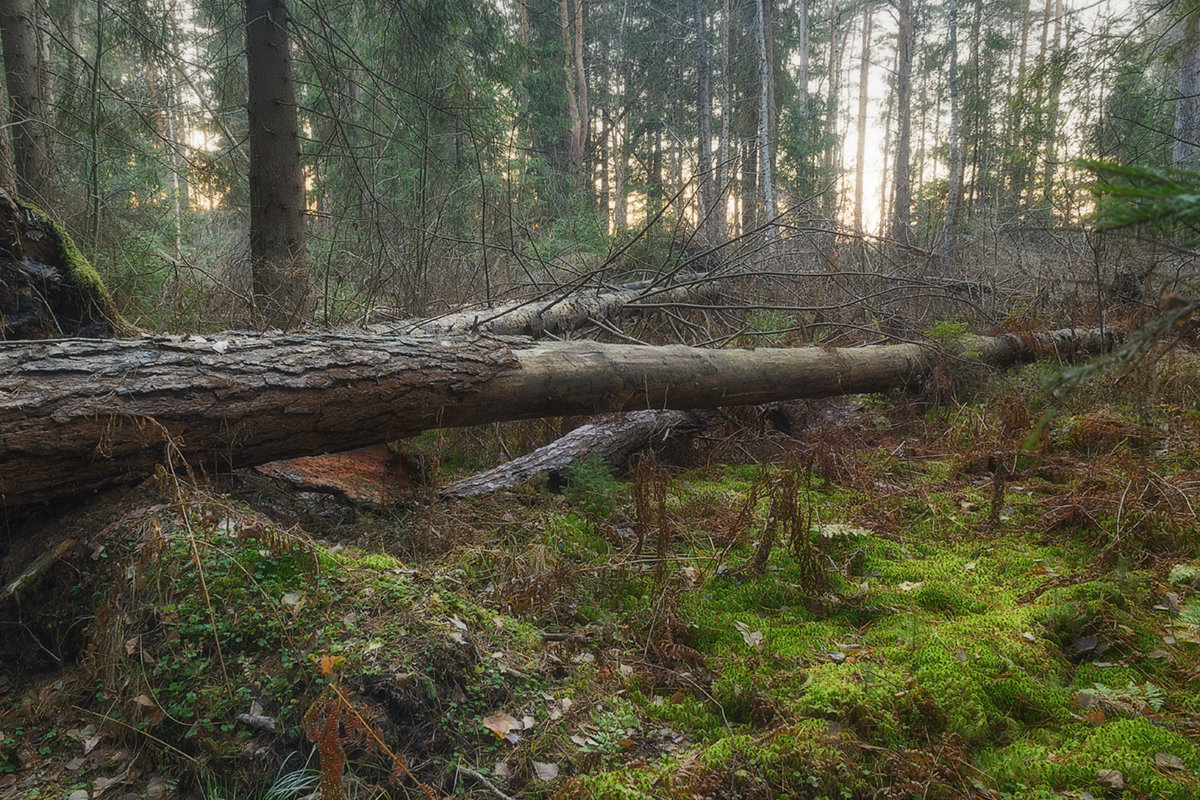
left=6, top=0, right=1200, bottom=799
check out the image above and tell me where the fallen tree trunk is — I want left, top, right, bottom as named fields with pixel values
left=440, top=410, right=710, bottom=498
left=380, top=272, right=719, bottom=337
left=0, top=327, right=1112, bottom=507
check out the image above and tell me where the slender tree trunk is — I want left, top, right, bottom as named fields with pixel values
left=798, top=0, right=809, bottom=97
left=1175, top=14, right=1200, bottom=168
left=822, top=0, right=839, bottom=219
left=966, top=0, right=982, bottom=213
left=942, top=0, right=960, bottom=265
left=696, top=0, right=714, bottom=238
left=0, top=65, right=13, bottom=194
left=889, top=0, right=913, bottom=245
left=715, top=0, right=731, bottom=241
left=612, top=0, right=628, bottom=231
left=853, top=2, right=872, bottom=233
left=65, top=0, right=85, bottom=97
left=246, top=0, right=311, bottom=329
left=1040, top=0, right=1063, bottom=212
left=562, top=0, right=588, bottom=189
left=0, top=0, right=51, bottom=203
left=878, top=52, right=893, bottom=232
left=756, top=0, right=774, bottom=233
left=35, top=3, right=51, bottom=113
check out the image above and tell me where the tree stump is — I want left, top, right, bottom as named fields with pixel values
left=0, top=187, right=122, bottom=339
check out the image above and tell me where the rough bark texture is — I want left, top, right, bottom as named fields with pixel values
left=0, top=68, right=13, bottom=195
left=0, top=0, right=51, bottom=203
left=0, top=186, right=122, bottom=339
left=0, top=327, right=1112, bottom=508
left=441, top=410, right=709, bottom=498
left=246, top=0, right=310, bottom=329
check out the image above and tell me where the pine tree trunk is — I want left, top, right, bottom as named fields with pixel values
left=1175, top=15, right=1200, bottom=169
left=696, top=0, right=714, bottom=239
left=0, top=0, right=51, bottom=203
left=853, top=3, right=872, bottom=233
left=942, top=0, right=961, bottom=265
left=0, top=64, right=13, bottom=194
left=889, top=0, right=913, bottom=245
left=755, top=0, right=774, bottom=232
left=246, top=0, right=311, bottom=329
left=822, top=0, right=839, bottom=219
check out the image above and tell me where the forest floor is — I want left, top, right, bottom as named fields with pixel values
left=4, top=346, right=1200, bottom=800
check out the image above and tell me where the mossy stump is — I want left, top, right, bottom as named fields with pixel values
left=0, top=187, right=122, bottom=339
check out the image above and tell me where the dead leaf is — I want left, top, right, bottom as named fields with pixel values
left=533, top=761, right=560, bottom=781
left=449, top=615, right=468, bottom=630
left=733, top=621, right=764, bottom=649
left=481, top=713, right=522, bottom=738
left=1097, top=769, right=1124, bottom=789
left=132, top=695, right=156, bottom=708
left=898, top=581, right=923, bottom=592
left=1155, top=752, right=1185, bottom=771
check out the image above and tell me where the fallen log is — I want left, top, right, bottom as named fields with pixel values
left=380, top=272, right=720, bottom=337
left=440, top=410, right=710, bottom=498
left=0, top=327, right=1112, bottom=507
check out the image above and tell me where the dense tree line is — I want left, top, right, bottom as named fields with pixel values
left=0, top=0, right=1193, bottom=330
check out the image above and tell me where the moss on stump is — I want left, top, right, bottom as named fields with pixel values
left=0, top=187, right=123, bottom=339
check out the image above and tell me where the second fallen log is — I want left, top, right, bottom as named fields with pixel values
left=0, top=327, right=1112, bottom=507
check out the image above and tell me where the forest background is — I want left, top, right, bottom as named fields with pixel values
left=1, top=0, right=1194, bottom=333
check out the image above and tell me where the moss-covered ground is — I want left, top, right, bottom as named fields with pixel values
left=4, top=350, right=1200, bottom=799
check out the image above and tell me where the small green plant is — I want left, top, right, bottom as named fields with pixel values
left=1089, top=681, right=1166, bottom=712
left=745, top=309, right=794, bottom=345
left=565, top=455, right=624, bottom=522
left=200, top=765, right=318, bottom=800
left=923, top=319, right=971, bottom=347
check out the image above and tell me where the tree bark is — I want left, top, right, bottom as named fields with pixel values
left=0, top=0, right=52, bottom=203
left=1175, top=12, right=1200, bottom=169
left=853, top=2, right=872, bottom=233
left=942, top=0, right=961, bottom=264
left=387, top=273, right=721, bottom=337
left=0, top=59, right=13, bottom=195
left=756, top=0, right=774, bottom=233
left=441, top=410, right=709, bottom=498
left=0, top=327, right=1113, bottom=508
left=889, top=0, right=913, bottom=245
left=246, top=0, right=311, bottom=329
left=696, top=0, right=714, bottom=239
